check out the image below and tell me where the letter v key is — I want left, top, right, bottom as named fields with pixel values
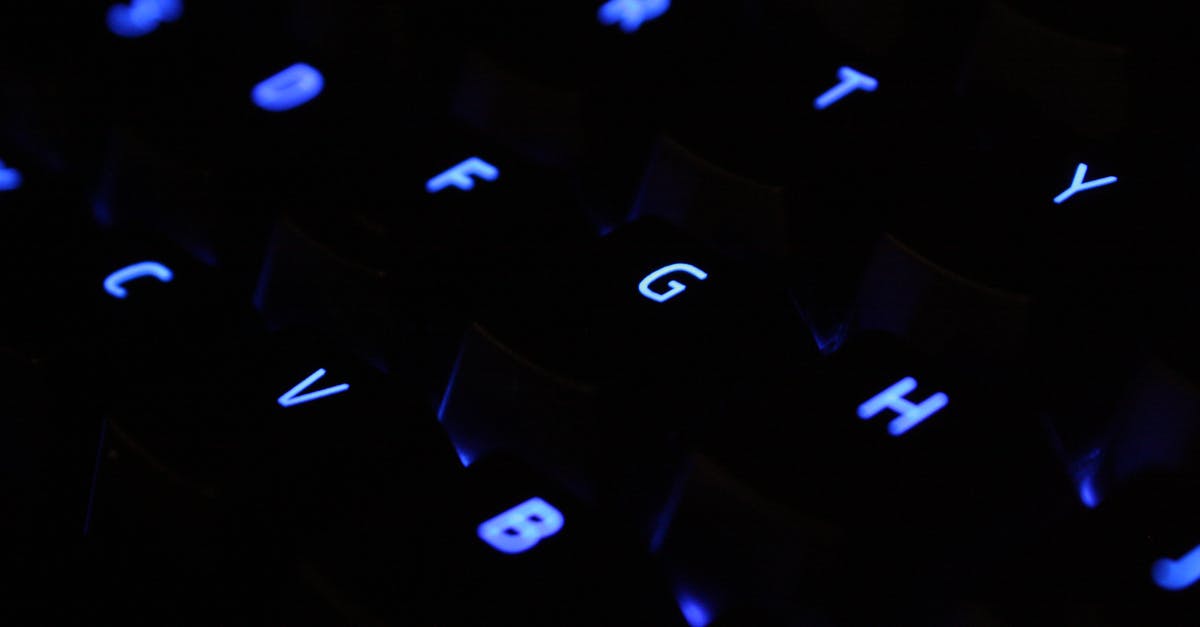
left=277, top=368, right=350, bottom=407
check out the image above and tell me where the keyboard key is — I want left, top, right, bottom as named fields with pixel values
left=451, top=50, right=586, bottom=169
left=253, top=122, right=595, bottom=383
left=0, top=346, right=102, bottom=622
left=852, top=232, right=1032, bottom=374
left=473, top=217, right=812, bottom=381
left=262, top=344, right=470, bottom=624
left=654, top=453, right=846, bottom=625
left=963, top=0, right=1132, bottom=139
left=450, top=455, right=690, bottom=626
left=440, top=219, right=814, bottom=534
left=80, top=325, right=468, bottom=620
left=1084, top=358, right=1200, bottom=506
left=630, top=135, right=792, bottom=263
left=676, top=332, right=1073, bottom=620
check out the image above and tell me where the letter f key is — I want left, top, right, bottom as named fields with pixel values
left=426, top=157, right=499, bottom=194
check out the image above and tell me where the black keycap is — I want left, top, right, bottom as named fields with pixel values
left=670, top=332, right=1073, bottom=623
left=653, top=453, right=846, bottom=626
left=253, top=122, right=596, bottom=383
left=261, top=340, right=469, bottom=625
left=852, top=232, right=1032, bottom=375
left=439, top=218, right=815, bottom=541
left=0, top=346, right=102, bottom=624
left=450, top=455, right=690, bottom=627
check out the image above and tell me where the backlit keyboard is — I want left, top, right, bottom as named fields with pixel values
left=4, top=1, right=1200, bottom=624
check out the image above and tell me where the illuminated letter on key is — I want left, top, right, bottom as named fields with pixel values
left=425, top=157, right=499, bottom=194
left=252, top=63, right=325, bottom=112
left=277, top=368, right=350, bottom=408
left=107, top=0, right=182, bottom=38
left=598, top=0, right=671, bottom=33
left=857, top=376, right=948, bottom=436
left=1053, top=162, right=1117, bottom=204
left=814, top=66, right=878, bottom=110
left=104, top=261, right=174, bottom=299
left=477, top=497, right=565, bottom=554
left=638, top=263, right=708, bottom=303
left=1152, top=543, right=1200, bottom=591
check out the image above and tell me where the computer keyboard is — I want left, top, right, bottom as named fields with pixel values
left=4, top=1, right=1200, bottom=624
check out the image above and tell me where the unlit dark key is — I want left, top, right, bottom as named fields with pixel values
left=852, top=232, right=1032, bottom=374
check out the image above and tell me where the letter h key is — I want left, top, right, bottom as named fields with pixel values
left=857, top=377, right=949, bottom=436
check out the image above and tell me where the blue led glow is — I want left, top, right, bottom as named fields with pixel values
left=814, top=66, right=878, bottom=110
left=107, top=0, right=182, bottom=38
left=477, top=497, right=565, bottom=554
left=1053, top=162, right=1117, bottom=204
left=425, top=157, right=499, bottom=194
left=675, top=593, right=714, bottom=627
left=252, top=63, right=325, bottom=112
left=1072, top=447, right=1103, bottom=509
left=276, top=368, right=350, bottom=408
left=0, top=161, right=21, bottom=191
left=103, top=261, right=174, bottom=299
left=1152, top=543, right=1200, bottom=591
left=638, top=263, right=708, bottom=303
left=454, top=446, right=475, bottom=468
left=83, top=419, right=108, bottom=536
left=436, top=343, right=466, bottom=423
left=598, top=0, right=670, bottom=33
left=1078, top=474, right=1100, bottom=509
left=649, top=467, right=689, bottom=554
left=857, top=376, right=948, bottom=436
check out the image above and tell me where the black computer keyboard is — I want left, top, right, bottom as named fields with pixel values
left=4, top=1, right=1200, bottom=624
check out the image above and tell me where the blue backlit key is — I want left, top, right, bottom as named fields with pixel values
left=450, top=455, right=690, bottom=626
left=439, top=218, right=815, bottom=553
left=260, top=339, right=471, bottom=625
left=252, top=122, right=593, bottom=378
left=669, top=330, right=1072, bottom=622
